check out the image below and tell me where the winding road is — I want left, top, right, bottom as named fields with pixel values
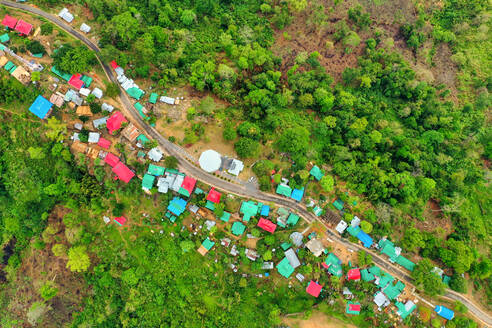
left=1, top=1, right=490, bottom=326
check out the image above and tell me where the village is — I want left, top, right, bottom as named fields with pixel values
left=0, top=5, right=461, bottom=328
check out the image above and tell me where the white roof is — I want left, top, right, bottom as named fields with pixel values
left=205, top=220, right=216, bottom=230
left=157, top=177, right=169, bottom=193
left=80, top=23, right=91, bottom=33
left=335, top=220, right=348, bottom=234
left=284, top=248, right=301, bottom=268
left=160, top=96, right=175, bottom=105
left=199, top=150, right=221, bottom=173
left=103, top=216, right=110, bottom=224
left=228, top=158, right=244, bottom=176
left=351, top=216, right=361, bottom=227
left=74, top=123, right=83, bottom=130
left=305, top=238, right=324, bottom=257
left=117, top=74, right=127, bottom=84
left=88, top=132, right=100, bottom=143
left=102, top=103, right=114, bottom=112
left=121, top=79, right=134, bottom=90
left=374, top=291, right=390, bottom=307
left=71, top=132, right=80, bottom=141
left=58, top=9, right=74, bottom=23
left=289, top=232, right=303, bottom=247
left=115, top=67, right=124, bottom=76
left=188, top=204, right=199, bottom=213
left=295, top=273, right=305, bottom=282
left=171, top=174, right=184, bottom=192
left=93, top=116, right=108, bottom=129
left=148, top=147, right=163, bottom=162
left=92, top=88, right=103, bottom=99
left=261, top=262, right=274, bottom=270
left=79, top=88, right=90, bottom=97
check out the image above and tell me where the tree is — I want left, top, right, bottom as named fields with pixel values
left=289, top=0, right=308, bottom=12
left=105, top=82, right=120, bottom=98
left=357, top=250, right=372, bottom=266
left=198, top=96, right=217, bottom=115
left=40, top=23, right=53, bottom=35
left=45, top=117, right=67, bottom=142
left=121, top=268, right=139, bottom=286
left=213, top=203, right=225, bottom=218
left=28, top=147, right=46, bottom=160
left=52, top=45, right=96, bottom=74
left=52, top=244, right=67, bottom=257
left=164, top=156, right=179, bottom=169
left=360, top=220, right=373, bottom=233
left=263, top=250, right=272, bottom=261
left=411, top=258, right=445, bottom=296
left=180, top=240, right=194, bottom=253
left=189, top=60, right=216, bottom=91
left=223, top=123, right=237, bottom=141
left=31, top=71, right=41, bottom=82
left=449, top=273, right=467, bottom=293
left=106, top=11, right=139, bottom=48
left=401, top=227, right=425, bottom=252
left=313, top=87, right=334, bottom=112
left=39, top=281, right=58, bottom=301
left=66, top=246, right=91, bottom=272
left=440, top=239, right=474, bottom=274
left=276, top=126, right=310, bottom=157
left=181, top=10, right=196, bottom=26
left=235, top=138, right=260, bottom=158
left=133, top=33, right=155, bottom=63
left=90, top=102, right=102, bottom=115
left=319, top=175, right=334, bottom=192
left=27, top=40, right=46, bottom=55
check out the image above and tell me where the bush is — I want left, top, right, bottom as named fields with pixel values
left=40, top=23, right=53, bottom=35
left=234, top=138, right=260, bottom=158
left=90, top=102, right=102, bottom=115
left=27, top=41, right=46, bottom=55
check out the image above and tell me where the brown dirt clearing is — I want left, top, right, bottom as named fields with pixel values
left=283, top=311, right=357, bottom=328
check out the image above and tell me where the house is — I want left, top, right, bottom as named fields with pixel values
left=49, top=93, right=65, bottom=108
left=231, top=221, right=246, bottom=236
left=160, top=96, right=175, bottom=104
left=276, top=183, right=292, bottom=197
left=284, top=248, right=301, bottom=268
left=290, top=232, right=303, bottom=247
left=324, top=253, right=343, bottom=277
left=110, top=60, right=119, bottom=70
left=102, top=103, right=114, bottom=112
left=351, top=216, right=361, bottom=227
left=127, top=87, right=144, bottom=100
left=313, top=206, right=323, bottom=216
left=395, top=255, right=416, bottom=271
left=167, top=197, right=187, bottom=216
left=178, top=176, right=196, bottom=197
left=347, top=268, right=361, bottom=281
left=230, top=245, right=239, bottom=256
left=28, top=95, right=53, bottom=119
left=346, top=302, right=361, bottom=315
left=86, top=147, right=99, bottom=160
left=342, top=287, right=353, bottom=298
left=295, top=273, right=305, bottom=282
left=356, top=230, right=373, bottom=248
left=206, top=188, right=221, bottom=203
left=52, top=66, right=72, bottom=82
left=148, top=147, right=163, bottom=162
left=136, top=134, right=149, bottom=147
left=171, top=174, right=184, bottom=193
left=11, top=66, right=30, bottom=84
left=104, top=152, right=120, bottom=167
left=121, top=123, right=140, bottom=142
left=382, top=280, right=405, bottom=300
left=0, top=33, right=9, bottom=43
left=245, top=248, right=258, bottom=261
left=97, top=137, right=111, bottom=149
left=240, top=201, right=258, bottom=222
left=276, top=257, right=294, bottom=278
left=76, top=106, right=92, bottom=117
left=227, top=158, right=244, bottom=176
left=197, top=238, right=215, bottom=256
left=112, top=162, right=135, bottom=183
left=306, top=280, right=323, bottom=297
left=286, top=213, right=300, bottom=226
left=88, top=132, right=100, bottom=143
left=262, top=262, right=274, bottom=270
left=157, top=176, right=172, bottom=193
left=73, top=123, right=83, bottom=130
left=257, top=218, right=277, bottom=233
left=80, top=23, right=91, bottom=33
left=68, top=74, right=84, bottom=90
left=260, top=205, right=270, bottom=216
left=1, top=15, right=18, bottom=29
left=93, top=116, right=108, bottom=129
left=188, top=204, right=199, bottom=214
left=335, top=220, right=348, bottom=234
left=305, top=239, right=324, bottom=257
left=14, top=20, right=33, bottom=36
left=309, top=165, right=324, bottom=181
left=361, top=269, right=375, bottom=282
left=58, top=8, right=74, bottom=23
left=374, top=291, right=390, bottom=308
left=396, top=301, right=417, bottom=319
left=147, top=164, right=165, bottom=176
left=141, top=174, right=155, bottom=191
left=333, top=199, right=344, bottom=211
left=149, top=92, right=158, bottom=104
left=220, top=211, right=231, bottom=222
left=113, top=216, right=127, bottom=226
left=106, top=111, right=128, bottom=134
left=290, top=188, right=304, bottom=202
left=92, top=87, right=103, bottom=99
left=434, top=305, right=454, bottom=320
left=79, top=88, right=90, bottom=97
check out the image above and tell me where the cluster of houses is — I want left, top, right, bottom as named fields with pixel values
left=58, top=7, right=92, bottom=34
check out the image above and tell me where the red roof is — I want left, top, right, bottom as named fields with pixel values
left=68, top=73, right=84, bottom=90
left=321, top=262, right=329, bottom=269
left=110, top=60, right=118, bottom=69
left=348, top=304, right=361, bottom=312
left=257, top=218, right=277, bottom=233
left=104, top=152, right=120, bottom=167
left=114, top=216, right=127, bottom=225
left=181, top=176, right=196, bottom=195
left=206, top=187, right=221, bottom=204
left=106, top=111, right=128, bottom=134
left=15, top=19, right=33, bottom=35
left=112, top=162, right=135, bottom=183
left=1, top=15, right=18, bottom=29
left=347, top=268, right=361, bottom=281
left=98, top=137, right=111, bottom=149
left=306, top=280, right=323, bottom=297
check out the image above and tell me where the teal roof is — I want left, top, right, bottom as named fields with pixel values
left=147, top=164, right=165, bottom=176
left=137, top=134, right=150, bottom=145
left=378, top=272, right=395, bottom=289
left=137, top=151, right=146, bottom=158
left=313, top=206, right=323, bottom=216
left=240, top=201, right=258, bottom=222
left=383, top=280, right=405, bottom=300
left=276, top=257, right=294, bottom=278
left=134, top=102, right=143, bottom=110
left=0, top=44, right=6, bottom=51
left=286, top=213, right=300, bottom=226
left=231, top=221, right=246, bottom=236
left=280, top=242, right=292, bottom=251
left=141, top=174, right=155, bottom=190
left=194, top=187, right=204, bottom=194
left=4, top=61, right=14, bottom=71
left=81, top=75, right=93, bottom=87
left=202, top=237, right=215, bottom=250
left=368, top=266, right=382, bottom=277
left=9, top=65, right=17, bottom=74
left=51, top=66, right=71, bottom=81
left=149, top=93, right=158, bottom=104
left=127, top=87, right=144, bottom=100
left=381, top=243, right=398, bottom=261
left=396, top=301, right=417, bottom=319
left=220, top=211, right=231, bottom=222
left=442, top=275, right=451, bottom=286
left=276, top=184, right=292, bottom=197
left=325, top=253, right=343, bottom=277
left=32, top=53, right=43, bottom=58
left=309, top=165, right=324, bottom=181
left=205, top=200, right=215, bottom=211
left=0, top=33, right=10, bottom=43
left=395, top=255, right=416, bottom=271
left=347, top=226, right=361, bottom=237
left=333, top=199, right=344, bottom=210
left=361, top=269, right=375, bottom=282
left=346, top=302, right=361, bottom=315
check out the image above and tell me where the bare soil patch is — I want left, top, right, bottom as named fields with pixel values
left=283, top=311, right=357, bottom=328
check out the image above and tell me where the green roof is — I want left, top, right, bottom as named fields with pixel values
left=127, top=87, right=144, bottom=100
left=0, top=33, right=10, bottom=43
left=383, top=280, right=404, bottom=300
left=381, top=243, right=398, bottom=261
left=4, top=61, right=14, bottom=71
left=280, top=242, right=292, bottom=251
left=368, top=266, right=382, bottom=277
left=147, top=164, right=165, bottom=176
left=9, top=65, right=17, bottom=74
left=240, top=201, right=258, bottom=222
left=51, top=66, right=71, bottom=81
left=32, top=53, right=43, bottom=58
left=205, top=200, right=215, bottom=211
left=137, top=134, right=150, bottom=145
left=231, top=221, right=246, bottom=236
left=333, top=199, right=344, bottom=210
left=325, top=253, right=343, bottom=277
left=277, top=207, right=289, bottom=219
left=194, top=187, right=204, bottom=194
left=309, top=165, right=324, bottom=181
left=81, top=75, right=93, bottom=87
left=276, top=184, right=292, bottom=197
left=137, top=151, right=146, bottom=158
left=377, top=272, right=394, bottom=289
left=313, top=206, right=323, bottom=216
left=276, top=257, right=294, bottom=278
left=442, top=275, right=451, bottom=286
left=346, top=302, right=361, bottom=315
left=395, top=301, right=417, bottom=319
left=178, top=187, right=190, bottom=197
left=395, top=255, right=416, bottom=271
left=149, top=92, right=158, bottom=104
left=202, top=237, right=215, bottom=250
left=361, top=269, right=375, bottom=282
left=347, top=226, right=361, bottom=237
left=134, top=102, right=144, bottom=111
left=286, top=213, right=300, bottom=226
left=142, top=174, right=155, bottom=190
left=220, top=211, right=231, bottom=222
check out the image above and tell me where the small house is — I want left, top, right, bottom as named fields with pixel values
left=257, top=218, right=277, bottom=233
left=347, top=268, right=361, bottom=281
left=262, top=262, right=274, bottom=270
left=1, top=15, right=18, bottom=29
left=346, top=302, right=361, bottom=315
left=396, top=301, right=417, bottom=319
left=58, top=8, right=74, bottom=23
left=80, top=23, right=91, bottom=33
left=245, top=249, right=258, bottom=261
left=309, top=165, right=324, bottom=181
left=49, top=93, right=65, bottom=108
left=260, top=205, right=270, bottom=217
left=276, top=257, right=294, bottom=278
left=167, top=197, right=187, bottom=217
left=231, top=221, right=246, bottom=236
left=290, top=188, right=304, bottom=202
left=219, top=211, right=231, bottom=222
left=289, top=232, right=303, bottom=247
left=284, top=248, right=301, bottom=268
left=286, top=213, right=300, bottom=226
left=206, top=188, right=221, bottom=204
left=305, top=239, right=324, bottom=257
left=102, top=103, right=114, bottom=112
left=160, top=96, right=175, bottom=105
left=240, top=201, right=258, bottom=222
left=104, top=152, right=120, bottom=167
left=178, top=176, right=196, bottom=197
left=113, top=216, right=127, bottom=226
left=141, top=174, right=155, bottom=191
left=91, top=88, right=103, bottom=99
left=197, top=238, right=215, bottom=256
left=149, top=92, right=158, bottom=104
left=227, top=158, right=244, bottom=176
left=276, top=183, right=292, bottom=197
left=335, top=220, right=348, bottom=234
left=28, top=95, right=53, bottom=119
left=93, top=116, right=108, bottom=129
left=306, top=281, right=323, bottom=297
left=148, top=147, right=163, bottom=162
left=121, top=123, right=140, bottom=142
left=434, top=305, right=454, bottom=320
left=112, top=162, right=135, bottom=183
left=79, top=88, right=90, bottom=97
left=97, top=137, right=111, bottom=149
left=76, top=105, right=92, bottom=117
left=88, top=132, right=100, bottom=143
left=14, top=20, right=33, bottom=36
left=147, top=164, right=165, bottom=176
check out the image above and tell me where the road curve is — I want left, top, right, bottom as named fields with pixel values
left=2, top=1, right=490, bottom=326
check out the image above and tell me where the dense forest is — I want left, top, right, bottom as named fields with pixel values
left=0, top=0, right=491, bottom=327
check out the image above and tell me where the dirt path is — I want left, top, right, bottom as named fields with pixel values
left=283, top=311, right=357, bottom=328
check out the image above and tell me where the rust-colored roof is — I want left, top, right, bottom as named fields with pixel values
left=71, top=141, right=87, bottom=154
left=76, top=105, right=92, bottom=117
left=121, top=122, right=139, bottom=141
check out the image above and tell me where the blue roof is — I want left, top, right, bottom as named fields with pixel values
left=356, top=230, right=373, bottom=248
left=260, top=205, right=270, bottom=216
left=167, top=197, right=187, bottom=217
left=290, top=188, right=304, bottom=202
left=434, top=306, right=454, bottom=320
left=29, top=95, right=53, bottom=119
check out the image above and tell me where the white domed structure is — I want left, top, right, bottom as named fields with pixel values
left=199, top=150, right=222, bottom=173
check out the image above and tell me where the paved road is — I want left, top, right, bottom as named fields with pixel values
left=3, top=1, right=490, bottom=326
